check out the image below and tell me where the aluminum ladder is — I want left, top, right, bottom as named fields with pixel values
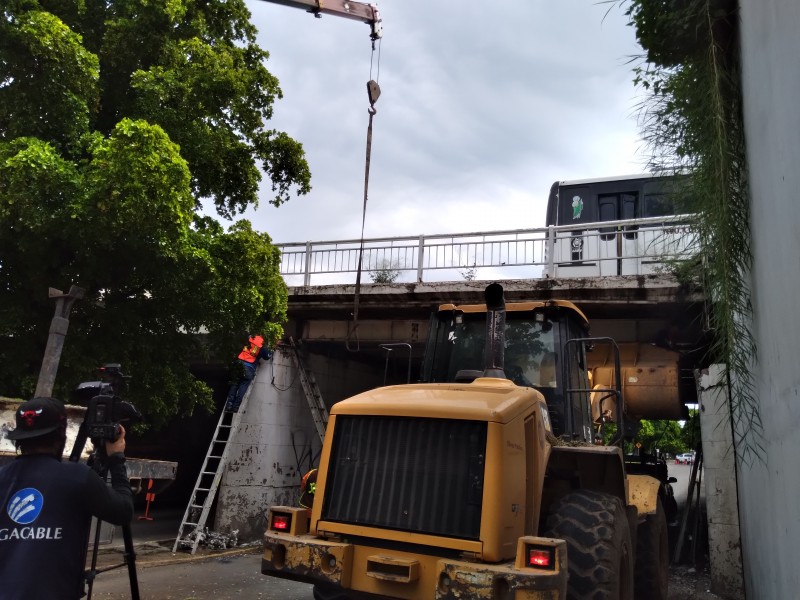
left=171, top=371, right=257, bottom=554
left=288, top=338, right=328, bottom=443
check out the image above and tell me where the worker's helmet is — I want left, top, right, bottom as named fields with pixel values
left=249, top=335, right=264, bottom=348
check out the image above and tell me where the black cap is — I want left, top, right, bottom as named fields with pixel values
left=7, top=397, right=68, bottom=441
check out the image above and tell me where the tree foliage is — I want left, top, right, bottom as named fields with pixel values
left=604, top=418, right=691, bottom=456
left=680, top=410, right=702, bottom=452
left=619, top=0, right=762, bottom=462
left=0, top=0, right=310, bottom=424
left=635, top=419, right=686, bottom=456
left=368, top=260, right=401, bottom=284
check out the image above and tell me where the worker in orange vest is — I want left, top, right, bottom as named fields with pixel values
left=224, top=334, right=275, bottom=412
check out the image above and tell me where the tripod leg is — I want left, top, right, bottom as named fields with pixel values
left=85, top=516, right=103, bottom=600
left=69, top=420, right=90, bottom=463
left=83, top=520, right=141, bottom=600
left=121, top=522, right=141, bottom=600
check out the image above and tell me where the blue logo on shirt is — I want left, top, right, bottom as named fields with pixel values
left=6, top=488, right=44, bottom=525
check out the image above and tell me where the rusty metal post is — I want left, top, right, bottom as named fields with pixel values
left=34, top=285, right=85, bottom=398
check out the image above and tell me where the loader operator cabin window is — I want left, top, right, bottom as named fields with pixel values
left=442, top=317, right=486, bottom=381
left=504, top=318, right=556, bottom=389
left=431, top=312, right=556, bottom=386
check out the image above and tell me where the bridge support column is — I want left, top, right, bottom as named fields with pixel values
left=214, top=349, right=320, bottom=541
left=214, top=343, right=387, bottom=541
left=697, top=364, right=744, bottom=599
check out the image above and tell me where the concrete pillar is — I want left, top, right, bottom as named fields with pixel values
left=697, top=365, right=744, bottom=599
left=215, top=349, right=320, bottom=541
left=214, top=344, right=386, bottom=540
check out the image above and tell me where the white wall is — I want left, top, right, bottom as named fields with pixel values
left=738, top=1, right=800, bottom=597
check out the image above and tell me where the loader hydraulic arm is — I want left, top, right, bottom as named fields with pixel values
left=258, top=0, right=382, bottom=40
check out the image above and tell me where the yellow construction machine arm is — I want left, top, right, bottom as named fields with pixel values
left=257, top=0, right=383, bottom=40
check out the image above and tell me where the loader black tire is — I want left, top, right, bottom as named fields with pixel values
left=544, top=490, right=634, bottom=600
left=634, top=498, right=669, bottom=600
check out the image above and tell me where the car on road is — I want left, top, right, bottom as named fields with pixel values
left=675, top=452, right=695, bottom=464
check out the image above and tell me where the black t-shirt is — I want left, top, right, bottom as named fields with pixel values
left=0, top=454, right=133, bottom=599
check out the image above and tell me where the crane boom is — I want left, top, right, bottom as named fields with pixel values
left=258, top=0, right=382, bottom=40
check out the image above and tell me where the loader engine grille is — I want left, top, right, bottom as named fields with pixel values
left=321, top=416, right=487, bottom=540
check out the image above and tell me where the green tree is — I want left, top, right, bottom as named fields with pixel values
left=634, top=419, right=686, bottom=456
left=0, top=1, right=310, bottom=424
left=680, top=409, right=702, bottom=453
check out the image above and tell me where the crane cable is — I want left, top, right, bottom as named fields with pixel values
left=347, top=37, right=382, bottom=352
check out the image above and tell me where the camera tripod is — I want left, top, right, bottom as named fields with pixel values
left=69, top=419, right=141, bottom=600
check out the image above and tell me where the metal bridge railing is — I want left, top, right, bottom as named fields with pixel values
left=275, top=215, right=697, bottom=287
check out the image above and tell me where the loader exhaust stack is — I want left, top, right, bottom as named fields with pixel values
left=483, top=283, right=507, bottom=379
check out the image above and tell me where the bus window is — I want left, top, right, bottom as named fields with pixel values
left=642, top=176, right=691, bottom=218
left=598, top=193, right=638, bottom=240
left=558, top=186, right=597, bottom=224
left=622, top=194, right=637, bottom=219
left=643, top=193, right=675, bottom=218
left=622, top=193, right=638, bottom=239
left=598, top=196, right=617, bottom=240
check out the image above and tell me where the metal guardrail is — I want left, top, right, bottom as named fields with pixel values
left=275, top=215, right=697, bottom=286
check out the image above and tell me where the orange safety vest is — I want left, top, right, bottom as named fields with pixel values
left=238, top=335, right=264, bottom=363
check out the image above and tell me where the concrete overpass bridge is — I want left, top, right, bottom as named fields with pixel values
left=277, top=217, right=706, bottom=408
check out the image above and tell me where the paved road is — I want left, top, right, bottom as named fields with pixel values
left=89, top=462, right=710, bottom=600
left=91, top=551, right=310, bottom=599
left=90, top=546, right=719, bottom=600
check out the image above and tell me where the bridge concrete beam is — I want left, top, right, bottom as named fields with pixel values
left=286, top=274, right=704, bottom=323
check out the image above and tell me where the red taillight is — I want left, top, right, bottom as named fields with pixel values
left=271, top=514, right=292, bottom=531
left=527, top=547, right=555, bottom=569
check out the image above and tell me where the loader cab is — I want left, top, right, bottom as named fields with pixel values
left=420, top=297, right=595, bottom=443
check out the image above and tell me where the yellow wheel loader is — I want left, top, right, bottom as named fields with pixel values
left=262, top=283, right=670, bottom=600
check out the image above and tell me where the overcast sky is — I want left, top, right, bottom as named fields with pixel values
left=239, top=0, right=647, bottom=245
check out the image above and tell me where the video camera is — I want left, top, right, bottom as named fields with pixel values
left=69, top=364, right=144, bottom=599
left=71, top=363, right=142, bottom=442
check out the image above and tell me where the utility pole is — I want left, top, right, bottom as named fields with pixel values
left=34, top=285, right=85, bottom=398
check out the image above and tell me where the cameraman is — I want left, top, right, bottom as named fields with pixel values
left=0, top=397, right=134, bottom=599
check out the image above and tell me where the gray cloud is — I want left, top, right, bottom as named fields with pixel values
left=241, top=0, right=646, bottom=244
